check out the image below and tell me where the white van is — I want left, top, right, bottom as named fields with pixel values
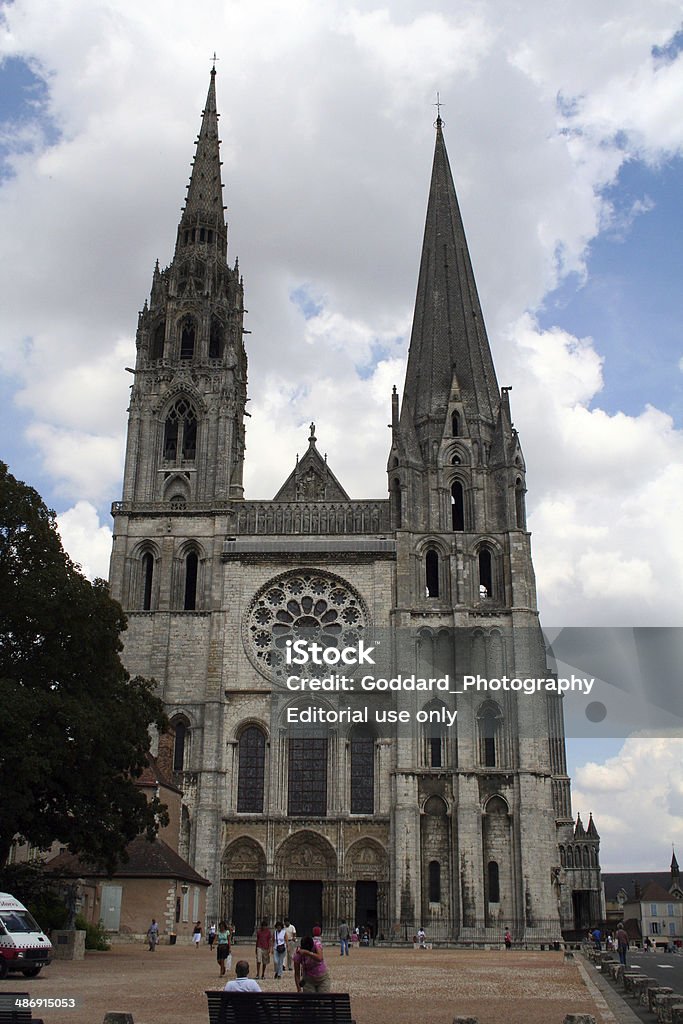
left=0, top=893, right=52, bottom=979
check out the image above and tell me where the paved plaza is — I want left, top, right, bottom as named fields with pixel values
left=3, top=943, right=611, bottom=1024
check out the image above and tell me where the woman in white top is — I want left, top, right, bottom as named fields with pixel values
left=273, top=920, right=287, bottom=979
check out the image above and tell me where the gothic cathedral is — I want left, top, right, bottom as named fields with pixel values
left=109, top=70, right=602, bottom=942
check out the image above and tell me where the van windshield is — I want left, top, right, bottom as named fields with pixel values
left=0, top=910, right=41, bottom=934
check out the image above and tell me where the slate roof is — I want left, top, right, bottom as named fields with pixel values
left=46, top=835, right=210, bottom=886
left=135, top=753, right=182, bottom=795
left=603, top=872, right=675, bottom=901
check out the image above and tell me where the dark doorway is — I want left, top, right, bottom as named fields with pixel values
left=288, top=881, right=323, bottom=938
left=572, top=890, right=592, bottom=932
left=232, top=879, right=256, bottom=936
left=355, top=880, right=378, bottom=935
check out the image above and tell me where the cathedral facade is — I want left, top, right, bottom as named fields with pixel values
left=109, top=70, right=602, bottom=942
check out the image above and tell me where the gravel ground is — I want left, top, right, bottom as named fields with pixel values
left=5, top=943, right=602, bottom=1024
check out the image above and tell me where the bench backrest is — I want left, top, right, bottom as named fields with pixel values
left=0, top=992, right=40, bottom=1024
left=206, top=990, right=354, bottom=1024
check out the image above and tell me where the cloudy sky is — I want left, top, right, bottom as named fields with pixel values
left=1, top=0, right=682, bottom=871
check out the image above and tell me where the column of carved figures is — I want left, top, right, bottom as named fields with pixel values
left=322, top=883, right=336, bottom=933
left=339, top=883, right=354, bottom=925
left=377, top=883, right=388, bottom=935
left=220, top=881, right=233, bottom=927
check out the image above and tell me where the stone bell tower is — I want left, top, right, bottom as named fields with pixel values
left=120, top=66, right=247, bottom=511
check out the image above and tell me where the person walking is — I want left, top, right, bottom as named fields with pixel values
left=294, top=935, right=331, bottom=993
left=192, top=921, right=202, bottom=949
left=273, top=920, right=287, bottom=979
left=338, top=919, right=350, bottom=956
left=208, top=923, right=216, bottom=949
left=616, top=922, right=629, bottom=967
left=216, top=920, right=231, bottom=977
left=284, top=917, right=297, bottom=971
left=255, top=919, right=272, bottom=981
left=147, top=918, right=159, bottom=952
left=504, top=928, right=512, bottom=950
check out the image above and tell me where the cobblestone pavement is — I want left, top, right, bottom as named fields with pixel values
left=5, top=944, right=602, bottom=1024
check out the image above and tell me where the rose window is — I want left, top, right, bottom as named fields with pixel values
left=244, top=570, right=369, bottom=681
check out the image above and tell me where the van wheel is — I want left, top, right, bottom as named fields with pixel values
left=22, top=966, right=42, bottom=978
left=0, top=959, right=8, bottom=979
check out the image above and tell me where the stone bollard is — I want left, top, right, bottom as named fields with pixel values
left=608, top=963, right=623, bottom=983
left=564, top=951, right=575, bottom=961
left=672, top=1006, right=683, bottom=1024
left=563, top=1016, right=597, bottom=1024
left=650, top=988, right=674, bottom=1013
left=623, top=972, right=642, bottom=993
left=631, top=977, right=655, bottom=1000
left=656, top=993, right=683, bottom=1023
left=103, top=1015, right=135, bottom=1024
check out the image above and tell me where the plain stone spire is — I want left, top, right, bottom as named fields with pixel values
left=401, top=116, right=500, bottom=446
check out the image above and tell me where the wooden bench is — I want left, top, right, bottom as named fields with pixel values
left=0, top=992, right=45, bottom=1024
left=206, top=990, right=356, bottom=1024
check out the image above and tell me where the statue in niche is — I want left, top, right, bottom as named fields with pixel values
left=297, top=468, right=325, bottom=502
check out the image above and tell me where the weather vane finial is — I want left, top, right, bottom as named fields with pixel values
left=434, top=92, right=444, bottom=128
left=211, top=52, right=219, bottom=73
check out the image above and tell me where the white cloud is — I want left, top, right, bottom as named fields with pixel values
left=573, top=737, right=683, bottom=869
left=56, top=500, right=112, bottom=580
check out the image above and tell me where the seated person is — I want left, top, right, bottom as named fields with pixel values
left=224, top=959, right=262, bottom=992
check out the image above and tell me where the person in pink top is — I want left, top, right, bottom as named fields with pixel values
left=293, top=934, right=330, bottom=993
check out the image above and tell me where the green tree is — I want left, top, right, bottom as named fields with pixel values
left=0, top=462, right=168, bottom=872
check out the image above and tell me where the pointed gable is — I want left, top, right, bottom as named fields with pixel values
left=273, top=423, right=350, bottom=501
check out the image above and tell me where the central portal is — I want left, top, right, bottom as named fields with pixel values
left=288, top=880, right=323, bottom=938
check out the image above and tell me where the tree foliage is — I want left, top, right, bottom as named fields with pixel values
left=0, top=462, right=168, bottom=872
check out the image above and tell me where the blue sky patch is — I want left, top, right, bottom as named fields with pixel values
left=290, top=284, right=324, bottom=320
left=539, top=156, right=683, bottom=424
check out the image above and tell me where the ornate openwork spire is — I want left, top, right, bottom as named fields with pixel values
left=175, top=68, right=227, bottom=257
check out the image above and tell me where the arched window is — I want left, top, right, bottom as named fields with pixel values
left=429, top=861, right=441, bottom=902
left=350, top=729, right=374, bottom=814
left=451, top=482, right=465, bottom=531
left=288, top=736, right=327, bottom=816
left=426, top=549, right=439, bottom=598
left=479, top=705, right=500, bottom=767
left=488, top=861, right=500, bottom=903
left=163, top=398, right=197, bottom=462
left=180, top=318, right=196, bottom=360
left=173, top=719, right=187, bottom=772
left=423, top=701, right=447, bottom=768
left=237, top=726, right=266, bottom=813
left=451, top=411, right=460, bottom=436
left=150, top=320, right=166, bottom=361
left=209, top=317, right=223, bottom=360
left=478, top=548, right=493, bottom=599
left=142, top=551, right=154, bottom=610
left=515, top=478, right=525, bottom=529
left=184, top=551, right=198, bottom=610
